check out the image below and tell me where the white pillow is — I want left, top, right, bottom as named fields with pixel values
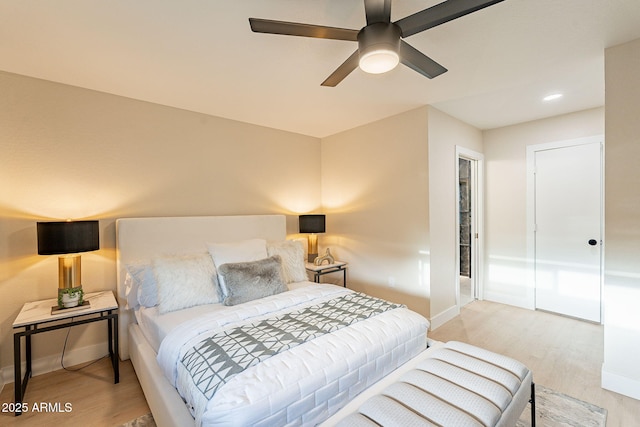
left=125, top=262, right=158, bottom=308
left=267, top=240, right=307, bottom=283
left=123, top=271, right=139, bottom=309
left=153, top=253, right=220, bottom=314
left=207, top=239, right=268, bottom=295
left=207, top=238, right=268, bottom=267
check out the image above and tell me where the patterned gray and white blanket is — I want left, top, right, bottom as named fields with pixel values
left=157, top=284, right=429, bottom=426
left=181, top=292, right=403, bottom=400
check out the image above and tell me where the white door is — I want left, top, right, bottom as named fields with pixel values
left=534, top=141, right=602, bottom=322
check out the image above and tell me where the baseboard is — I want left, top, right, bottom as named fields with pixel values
left=483, top=291, right=534, bottom=310
left=0, top=342, right=109, bottom=385
left=602, top=365, right=640, bottom=400
left=429, top=304, right=459, bottom=331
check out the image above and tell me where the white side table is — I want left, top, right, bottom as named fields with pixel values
left=305, top=261, right=348, bottom=287
left=12, top=291, right=119, bottom=415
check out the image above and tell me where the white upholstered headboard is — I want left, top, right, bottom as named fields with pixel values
left=115, top=215, right=287, bottom=360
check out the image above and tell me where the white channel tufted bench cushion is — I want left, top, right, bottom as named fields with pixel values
left=326, top=341, right=534, bottom=427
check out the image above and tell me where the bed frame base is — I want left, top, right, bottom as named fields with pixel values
left=129, top=325, right=194, bottom=427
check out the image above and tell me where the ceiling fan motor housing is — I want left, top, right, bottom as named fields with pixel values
left=358, top=23, right=402, bottom=74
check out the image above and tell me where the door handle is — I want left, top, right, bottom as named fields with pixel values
left=588, top=239, right=598, bottom=246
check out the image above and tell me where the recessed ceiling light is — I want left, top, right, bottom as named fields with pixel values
left=543, top=93, right=563, bottom=102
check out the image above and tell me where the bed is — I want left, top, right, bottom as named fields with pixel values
left=116, top=215, right=430, bottom=427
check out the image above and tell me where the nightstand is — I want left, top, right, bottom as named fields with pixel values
left=12, top=291, right=119, bottom=416
left=305, top=261, right=348, bottom=287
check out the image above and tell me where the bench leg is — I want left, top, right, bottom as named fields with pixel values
left=530, top=382, right=536, bottom=427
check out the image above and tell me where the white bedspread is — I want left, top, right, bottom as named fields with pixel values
left=157, top=284, right=429, bottom=427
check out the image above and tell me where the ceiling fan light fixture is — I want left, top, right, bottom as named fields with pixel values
left=250, top=0, right=506, bottom=86
left=357, top=22, right=401, bottom=75
left=359, top=49, right=399, bottom=74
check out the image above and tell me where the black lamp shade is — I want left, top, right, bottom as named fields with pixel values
left=299, top=214, right=326, bottom=234
left=37, top=221, right=100, bottom=255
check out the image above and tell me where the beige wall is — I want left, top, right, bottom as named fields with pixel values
left=426, top=106, right=482, bottom=324
left=482, top=107, right=605, bottom=308
left=0, top=71, right=321, bottom=380
left=320, top=107, right=431, bottom=317
left=320, top=106, right=482, bottom=324
left=602, top=38, right=640, bottom=399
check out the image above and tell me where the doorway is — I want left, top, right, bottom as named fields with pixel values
left=527, top=136, right=603, bottom=323
left=456, top=147, right=484, bottom=308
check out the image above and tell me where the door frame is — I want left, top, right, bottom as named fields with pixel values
left=455, top=146, right=485, bottom=309
left=525, top=135, right=605, bottom=318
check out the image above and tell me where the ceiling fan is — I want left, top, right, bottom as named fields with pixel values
left=249, top=0, right=505, bottom=87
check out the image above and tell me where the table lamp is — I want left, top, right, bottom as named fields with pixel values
left=299, top=214, right=325, bottom=263
left=37, top=220, right=99, bottom=310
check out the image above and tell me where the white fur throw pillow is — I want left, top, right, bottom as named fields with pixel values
left=217, top=255, right=287, bottom=306
left=267, top=240, right=308, bottom=283
left=153, top=253, right=220, bottom=314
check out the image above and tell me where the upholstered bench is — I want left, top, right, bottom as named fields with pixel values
left=330, top=341, right=535, bottom=427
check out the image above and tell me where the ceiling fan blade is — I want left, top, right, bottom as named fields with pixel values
left=249, top=18, right=358, bottom=41
left=321, top=50, right=360, bottom=87
left=395, top=0, right=505, bottom=38
left=400, top=41, right=447, bottom=79
left=364, top=0, right=392, bottom=24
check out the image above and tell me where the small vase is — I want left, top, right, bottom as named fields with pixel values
left=61, top=292, right=80, bottom=308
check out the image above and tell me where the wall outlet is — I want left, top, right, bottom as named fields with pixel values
left=388, top=277, right=396, bottom=288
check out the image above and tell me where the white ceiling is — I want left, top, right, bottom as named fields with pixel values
left=2, top=0, right=640, bottom=138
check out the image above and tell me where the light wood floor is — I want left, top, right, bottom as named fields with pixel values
left=0, top=357, right=149, bottom=427
left=1, top=300, right=639, bottom=426
left=429, top=300, right=640, bottom=427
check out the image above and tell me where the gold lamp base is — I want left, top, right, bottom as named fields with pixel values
left=57, top=255, right=84, bottom=309
left=307, top=234, right=318, bottom=262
